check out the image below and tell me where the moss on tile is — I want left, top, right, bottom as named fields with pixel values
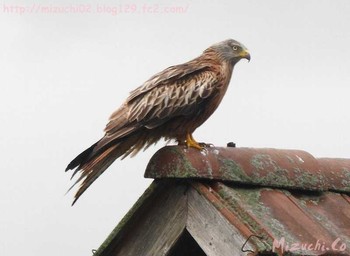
left=218, top=158, right=251, bottom=182
left=146, top=147, right=198, bottom=178
left=254, top=168, right=290, bottom=186
left=293, top=167, right=326, bottom=190
left=340, top=168, right=350, bottom=191
left=251, top=154, right=279, bottom=172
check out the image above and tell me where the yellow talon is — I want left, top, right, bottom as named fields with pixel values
left=186, top=133, right=203, bottom=150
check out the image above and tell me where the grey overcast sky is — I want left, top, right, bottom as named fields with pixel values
left=1, top=0, right=349, bottom=255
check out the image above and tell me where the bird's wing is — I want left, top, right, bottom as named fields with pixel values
left=104, top=63, right=218, bottom=140
left=127, top=70, right=218, bottom=125
left=126, top=62, right=211, bottom=103
left=104, top=62, right=212, bottom=135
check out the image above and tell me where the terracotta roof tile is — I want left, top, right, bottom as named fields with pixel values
left=318, top=158, right=350, bottom=192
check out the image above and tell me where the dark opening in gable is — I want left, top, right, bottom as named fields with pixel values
left=168, top=229, right=206, bottom=256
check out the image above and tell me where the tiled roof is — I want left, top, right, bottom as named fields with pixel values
left=95, top=146, right=350, bottom=256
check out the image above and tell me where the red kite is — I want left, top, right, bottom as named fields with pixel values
left=66, top=39, right=250, bottom=204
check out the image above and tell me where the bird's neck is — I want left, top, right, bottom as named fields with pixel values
left=202, top=48, right=236, bottom=70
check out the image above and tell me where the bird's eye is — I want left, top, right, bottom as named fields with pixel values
left=232, top=46, right=238, bottom=50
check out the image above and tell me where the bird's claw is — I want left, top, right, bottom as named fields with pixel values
left=199, top=142, right=214, bottom=148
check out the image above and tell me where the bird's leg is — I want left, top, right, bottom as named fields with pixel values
left=176, top=135, right=186, bottom=146
left=176, top=139, right=186, bottom=146
left=185, top=133, right=203, bottom=150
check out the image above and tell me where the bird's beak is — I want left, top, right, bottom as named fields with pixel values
left=239, top=49, right=251, bottom=62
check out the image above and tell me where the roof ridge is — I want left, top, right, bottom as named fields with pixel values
left=145, top=146, right=350, bottom=193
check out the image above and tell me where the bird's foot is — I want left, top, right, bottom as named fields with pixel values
left=177, top=134, right=213, bottom=150
left=186, top=137, right=203, bottom=150
left=184, top=134, right=213, bottom=150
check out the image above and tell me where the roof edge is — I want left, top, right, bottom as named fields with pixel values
left=94, top=181, right=160, bottom=255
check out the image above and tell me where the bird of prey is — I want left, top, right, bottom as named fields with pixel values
left=66, top=39, right=250, bottom=204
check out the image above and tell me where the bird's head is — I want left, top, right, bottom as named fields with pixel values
left=209, top=39, right=251, bottom=64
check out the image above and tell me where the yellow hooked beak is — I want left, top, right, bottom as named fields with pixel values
left=239, top=49, right=251, bottom=61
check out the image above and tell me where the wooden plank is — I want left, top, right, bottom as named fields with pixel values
left=103, top=181, right=188, bottom=256
left=187, top=186, right=254, bottom=256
